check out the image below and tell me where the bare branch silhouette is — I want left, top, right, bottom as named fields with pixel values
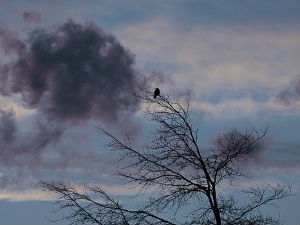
left=42, top=92, right=291, bottom=225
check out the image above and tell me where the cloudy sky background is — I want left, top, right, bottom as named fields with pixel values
left=0, top=0, right=299, bottom=224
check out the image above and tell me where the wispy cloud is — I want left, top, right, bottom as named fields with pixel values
left=0, top=189, right=55, bottom=201
left=115, top=17, right=299, bottom=97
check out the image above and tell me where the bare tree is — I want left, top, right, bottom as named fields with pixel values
left=41, top=92, right=291, bottom=225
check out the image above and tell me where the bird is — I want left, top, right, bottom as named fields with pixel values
left=154, top=88, right=160, bottom=99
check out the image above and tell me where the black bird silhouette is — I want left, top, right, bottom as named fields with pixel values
left=154, top=88, right=160, bottom=99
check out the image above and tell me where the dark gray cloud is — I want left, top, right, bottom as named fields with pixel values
left=0, top=20, right=167, bottom=170
left=22, top=11, right=42, bottom=24
left=0, top=25, right=26, bottom=54
left=276, top=75, right=300, bottom=106
left=0, top=110, right=64, bottom=169
left=0, top=20, right=148, bottom=124
left=0, top=109, right=16, bottom=144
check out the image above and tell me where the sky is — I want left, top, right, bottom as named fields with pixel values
left=0, top=0, right=299, bottom=224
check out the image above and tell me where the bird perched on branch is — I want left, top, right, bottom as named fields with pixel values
left=154, top=88, right=160, bottom=99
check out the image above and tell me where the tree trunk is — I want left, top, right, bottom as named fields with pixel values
left=206, top=190, right=222, bottom=225
left=213, top=207, right=222, bottom=225
left=211, top=185, right=222, bottom=225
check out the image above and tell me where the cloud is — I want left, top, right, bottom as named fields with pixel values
left=0, top=188, right=55, bottom=201
left=189, top=96, right=299, bottom=120
left=276, top=75, right=300, bottom=106
left=0, top=20, right=149, bottom=124
left=115, top=17, right=299, bottom=98
left=0, top=109, right=64, bottom=169
left=0, top=19, right=170, bottom=169
left=0, top=99, right=36, bottom=118
left=191, top=98, right=258, bottom=119
left=0, top=109, right=16, bottom=143
left=22, top=11, right=42, bottom=24
left=114, top=17, right=300, bottom=119
left=0, top=25, right=26, bottom=54
left=0, top=182, right=155, bottom=202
